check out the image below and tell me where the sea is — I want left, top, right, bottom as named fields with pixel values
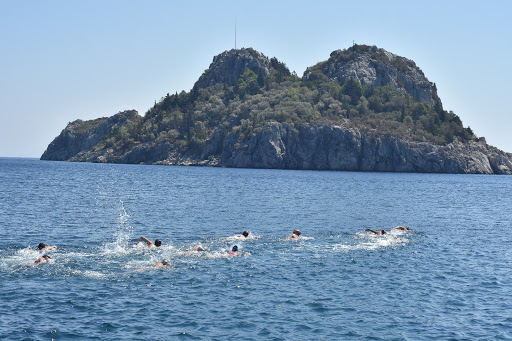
left=0, top=157, right=511, bottom=340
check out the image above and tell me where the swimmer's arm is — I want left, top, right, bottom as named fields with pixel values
left=365, top=229, right=379, bottom=235
left=138, top=236, right=153, bottom=246
left=46, top=245, right=57, bottom=250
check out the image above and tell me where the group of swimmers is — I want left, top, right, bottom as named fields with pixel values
left=136, top=230, right=256, bottom=266
left=26, top=226, right=409, bottom=267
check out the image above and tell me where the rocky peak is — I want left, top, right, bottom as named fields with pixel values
left=194, top=48, right=276, bottom=89
left=303, top=45, right=443, bottom=110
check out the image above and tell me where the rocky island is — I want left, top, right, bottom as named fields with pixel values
left=41, top=45, right=512, bottom=174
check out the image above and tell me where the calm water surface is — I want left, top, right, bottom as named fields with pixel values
left=1, top=158, right=511, bottom=340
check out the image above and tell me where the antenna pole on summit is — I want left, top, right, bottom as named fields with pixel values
left=235, top=18, right=237, bottom=50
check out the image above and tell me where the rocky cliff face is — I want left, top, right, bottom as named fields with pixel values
left=197, top=122, right=512, bottom=174
left=41, top=110, right=140, bottom=161
left=304, top=45, right=442, bottom=110
left=194, top=48, right=273, bottom=89
left=42, top=118, right=512, bottom=174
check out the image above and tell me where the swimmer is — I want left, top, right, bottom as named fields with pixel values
left=235, top=231, right=250, bottom=238
left=228, top=245, right=241, bottom=256
left=365, top=228, right=387, bottom=235
left=34, top=255, right=51, bottom=264
left=181, top=246, right=206, bottom=256
left=287, top=229, right=302, bottom=239
left=138, top=236, right=162, bottom=249
left=392, top=226, right=410, bottom=231
left=36, top=243, right=56, bottom=251
left=133, top=259, right=170, bottom=272
left=154, top=259, right=170, bottom=267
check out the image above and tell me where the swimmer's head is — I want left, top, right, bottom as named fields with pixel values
left=232, top=245, right=238, bottom=252
left=293, top=229, right=301, bottom=236
left=161, top=259, right=170, bottom=266
left=42, top=255, right=50, bottom=260
left=381, top=229, right=386, bottom=235
left=194, top=246, right=205, bottom=252
left=154, top=240, right=162, bottom=247
left=242, top=231, right=249, bottom=238
left=38, top=243, right=46, bottom=250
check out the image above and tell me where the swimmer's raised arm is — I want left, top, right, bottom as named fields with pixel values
left=392, top=226, right=410, bottom=231
left=138, top=236, right=153, bottom=246
left=365, top=228, right=379, bottom=235
left=138, top=236, right=162, bottom=248
left=366, top=228, right=387, bottom=235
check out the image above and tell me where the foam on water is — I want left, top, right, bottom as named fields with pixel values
left=224, top=234, right=261, bottom=242
left=333, top=230, right=411, bottom=251
left=102, top=200, right=133, bottom=255
left=294, top=236, right=314, bottom=241
left=0, top=247, right=56, bottom=269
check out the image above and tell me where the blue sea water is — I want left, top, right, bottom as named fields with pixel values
left=0, top=157, right=511, bottom=340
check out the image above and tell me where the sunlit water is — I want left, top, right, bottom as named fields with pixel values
left=1, top=158, right=511, bottom=340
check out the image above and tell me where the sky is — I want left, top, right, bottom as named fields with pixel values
left=1, top=0, right=511, bottom=157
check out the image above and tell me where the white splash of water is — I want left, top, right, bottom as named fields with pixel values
left=334, top=231, right=409, bottom=251
left=102, top=200, right=134, bottom=255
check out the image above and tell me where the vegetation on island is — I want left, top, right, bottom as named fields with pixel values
left=88, top=46, right=475, bottom=156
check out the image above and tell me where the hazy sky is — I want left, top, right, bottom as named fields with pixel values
left=1, top=0, right=511, bottom=157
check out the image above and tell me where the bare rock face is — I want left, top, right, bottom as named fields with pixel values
left=40, top=116, right=512, bottom=174
left=194, top=48, right=272, bottom=89
left=303, top=45, right=442, bottom=110
left=121, top=142, right=171, bottom=164
left=41, top=110, right=140, bottom=162
left=213, top=122, right=512, bottom=174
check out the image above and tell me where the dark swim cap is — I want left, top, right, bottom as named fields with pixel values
left=43, top=255, right=50, bottom=259
left=232, top=245, right=238, bottom=252
left=381, top=229, right=386, bottom=235
left=154, top=240, right=162, bottom=247
left=242, top=231, right=249, bottom=237
left=38, top=243, right=46, bottom=250
left=293, top=229, right=301, bottom=236
left=161, top=259, right=170, bottom=266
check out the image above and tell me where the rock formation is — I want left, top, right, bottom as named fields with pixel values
left=41, top=111, right=139, bottom=161
left=214, top=122, right=512, bottom=174
left=42, top=119, right=512, bottom=174
left=41, top=46, right=512, bottom=174
left=194, top=48, right=272, bottom=89
left=304, top=45, right=443, bottom=111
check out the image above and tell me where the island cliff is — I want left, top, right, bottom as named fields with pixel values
left=41, top=45, right=512, bottom=174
